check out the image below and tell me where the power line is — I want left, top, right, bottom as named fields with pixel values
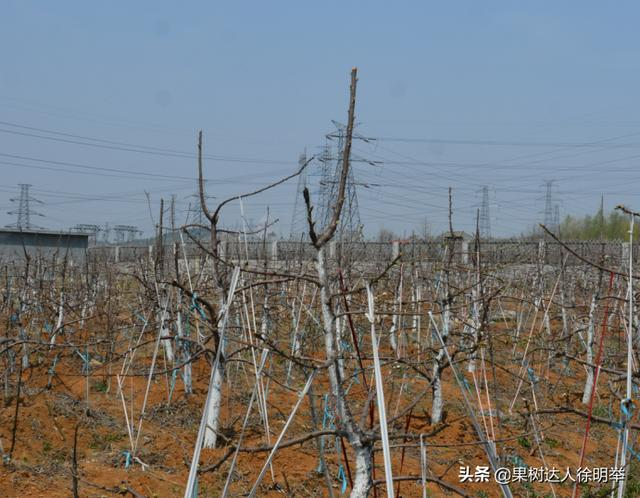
left=0, top=153, right=298, bottom=185
left=0, top=152, right=193, bottom=181
left=370, top=134, right=640, bottom=148
left=0, top=122, right=288, bottom=164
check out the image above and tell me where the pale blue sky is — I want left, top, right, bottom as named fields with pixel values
left=2, top=1, right=640, bottom=237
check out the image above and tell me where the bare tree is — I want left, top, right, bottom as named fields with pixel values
left=303, top=68, right=375, bottom=498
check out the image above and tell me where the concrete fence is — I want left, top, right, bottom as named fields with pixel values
left=87, top=239, right=635, bottom=267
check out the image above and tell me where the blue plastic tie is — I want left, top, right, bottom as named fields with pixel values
left=338, top=464, right=348, bottom=493
left=168, top=369, right=178, bottom=402
left=510, top=454, right=527, bottom=468
left=621, top=398, right=634, bottom=420
left=190, top=293, right=206, bottom=319
left=123, top=450, right=131, bottom=469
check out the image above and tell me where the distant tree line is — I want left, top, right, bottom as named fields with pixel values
left=559, top=206, right=635, bottom=240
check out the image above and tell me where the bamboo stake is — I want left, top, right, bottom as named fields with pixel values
left=366, top=284, right=395, bottom=498
left=247, top=370, right=316, bottom=498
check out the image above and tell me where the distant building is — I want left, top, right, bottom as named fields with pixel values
left=439, top=231, right=474, bottom=264
left=0, top=228, right=89, bottom=261
left=440, top=230, right=473, bottom=242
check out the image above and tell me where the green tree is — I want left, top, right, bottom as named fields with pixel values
left=558, top=208, right=635, bottom=240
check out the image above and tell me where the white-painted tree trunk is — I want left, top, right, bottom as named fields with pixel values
left=159, top=306, right=174, bottom=363
left=467, top=295, right=480, bottom=373
left=335, top=313, right=346, bottom=381
left=413, top=280, right=422, bottom=353
left=19, top=286, right=29, bottom=369
left=80, top=284, right=96, bottom=329
left=316, top=246, right=372, bottom=498
left=50, top=291, right=64, bottom=346
left=175, top=305, right=192, bottom=395
left=350, top=442, right=373, bottom=498
left=203, top=360, right=224, bottom=448
left=431, top=284, right=450, bottom=425
left=560, top=282, right=570, bottom=365
left=582, top=294, right=597, bottom=405
left=286, top=297, right=301, bottom=385
left=389, top=272, right=403, bottom=356
left=20, top=329, right=29, bottom=369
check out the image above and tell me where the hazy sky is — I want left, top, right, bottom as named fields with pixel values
left=2, top=1, right=640, bottom=238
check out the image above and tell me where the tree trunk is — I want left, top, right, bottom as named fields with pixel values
left=431, top=283, right=450, bottom=425
left=582, top=294, right=597, bottom=405
left=316, top=246, right=372, bottom=498
left=203, top=360, right=224, bottom=448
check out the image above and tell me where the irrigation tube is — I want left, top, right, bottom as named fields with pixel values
left=183, top=266, right=241, bottom=498
left=247, top=369, right=317, bottom=498
left=366, top=283, right=395, bottom=498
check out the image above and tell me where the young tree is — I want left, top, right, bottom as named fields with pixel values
left=303, top=68, right=375, bottom=498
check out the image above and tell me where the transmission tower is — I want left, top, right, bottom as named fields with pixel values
left=72, top=224, right=102, bottom=244
left=543, top=180, right=555, bottom=229
left=317, top=142, right=333, bottom=229
left=72, top=224, right=102, bottom=234
left=294, top=122, right=376, bottom=242
left=7, top=184, right=44, bottom=230
left=319, top=122, right=363, bottom=241
left=103, top=223, right=111, bottom=243
left=289, top=150, right=309, bottom=239
left=479, top=185, right=491, bottom=239
left=553, top=204, right=560, bottom=232
left=113, top=225, right=142, bottom=244
left=186, top=194, right=206, bottom=226
left=185, top=191, right=214, bottom=239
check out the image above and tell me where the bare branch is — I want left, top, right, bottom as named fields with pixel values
left=314, top=67, right=358, bottom=248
